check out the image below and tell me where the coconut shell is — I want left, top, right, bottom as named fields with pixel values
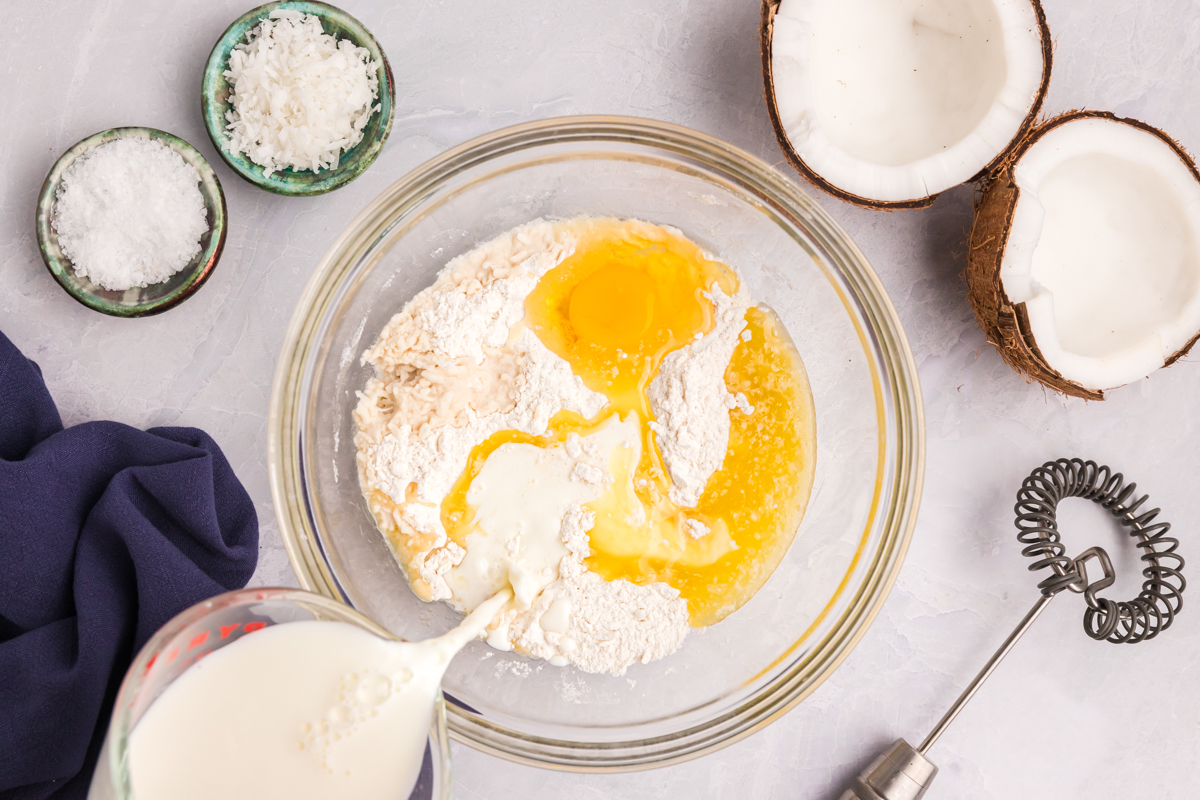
left=760, top=0, right=1053, bottom=210
left=966, top=110, right=1200, bottom=400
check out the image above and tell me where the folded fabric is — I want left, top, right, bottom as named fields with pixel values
left=0, top=330, right=258, bottom=800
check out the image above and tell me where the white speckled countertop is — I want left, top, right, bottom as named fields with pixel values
left=4, top=1, right=1199, bottom=797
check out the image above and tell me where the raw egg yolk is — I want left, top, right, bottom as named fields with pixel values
left=525, top=218, right=736, bottom=416
left=568, top=264, right=656, bottom=350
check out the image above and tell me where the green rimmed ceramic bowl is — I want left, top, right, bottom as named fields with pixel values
left=35, top=127, right=228, bottom=318
left=201, top=1, right=396, bottom=196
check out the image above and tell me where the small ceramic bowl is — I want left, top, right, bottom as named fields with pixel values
left=201, top=1, right=396, bottom=196
left=35, top=127, right=228, bottom=318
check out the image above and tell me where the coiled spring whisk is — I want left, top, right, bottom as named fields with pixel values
left=841, top=458, right=1186, bottom=800
left=1016, top=458, right=1185, bottom=642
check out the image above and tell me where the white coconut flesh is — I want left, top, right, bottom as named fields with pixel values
left=999, top=118, right=1200, bottom=391
left=771, top=0, right=1045, bottom=203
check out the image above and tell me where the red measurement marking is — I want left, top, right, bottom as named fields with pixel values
left=165, top=648, right=180, bottom=663
left=188, top=631, right=210, bottom=651
left=219, top=624, right=240, bottom=639
left=143, top=653, right=158, bottom=674
left=243, top=622, right=267, bottom=634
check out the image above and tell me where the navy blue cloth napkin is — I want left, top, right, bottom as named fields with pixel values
left=0, top=330, right=258, bottom=800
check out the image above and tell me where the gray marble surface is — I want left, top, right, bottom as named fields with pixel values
left=4, top=1, right=1199, bottom=797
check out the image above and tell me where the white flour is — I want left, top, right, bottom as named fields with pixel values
left=493, top=504, right=690, bottom=676
left=414, top=262, right=550, bottom=366
left=354, top=218, right=747, bottom=676
left=648, top=284, right=754, bottom=507
left=364, top=329, right=606, bottom=509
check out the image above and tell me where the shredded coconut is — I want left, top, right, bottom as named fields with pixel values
left=224, top=9, right=381, bottom=176
left=648, top=284, right=753, bottom=507
left=54, top=137, right=207, bottom=291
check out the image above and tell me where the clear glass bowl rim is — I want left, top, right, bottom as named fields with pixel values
left=267, top=114, right=925, bottom=771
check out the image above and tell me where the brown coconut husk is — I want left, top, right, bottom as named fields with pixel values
left=966, top=110, right=1200, bottom=400
left=760, top=0, right=1053, bottom=210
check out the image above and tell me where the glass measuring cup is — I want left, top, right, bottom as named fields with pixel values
left=87, top=587, right=451, bottom=800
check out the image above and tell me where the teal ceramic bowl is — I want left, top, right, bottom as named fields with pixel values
left=201, top=1, right=396, bottom=196
left=35, top=127, right=228, bottom=318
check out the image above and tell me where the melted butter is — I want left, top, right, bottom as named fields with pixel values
left=443, top=219, right=816, bottom=629
left=585, top=307, right=816, bottom=627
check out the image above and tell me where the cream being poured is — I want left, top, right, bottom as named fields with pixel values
left=127, top=591, right=511, bottom=800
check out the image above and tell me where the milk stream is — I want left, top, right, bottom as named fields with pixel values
left=126, top=591, right=510, bottom=800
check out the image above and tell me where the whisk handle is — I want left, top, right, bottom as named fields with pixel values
left=839, top=739, right=938, bottom=800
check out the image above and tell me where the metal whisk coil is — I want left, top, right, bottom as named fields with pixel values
left=1014, top=458, right=1185, bottom=643
left=841, top=457, right=1187, bottom=800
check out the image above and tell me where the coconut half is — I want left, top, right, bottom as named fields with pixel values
left=761, top=0, right=1051, bottom=209
left=968, top=112, right=1200, bottom=399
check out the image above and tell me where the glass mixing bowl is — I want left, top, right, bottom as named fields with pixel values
left=89, top=588, right=449, bottom=800
left=268, top=116, right=924, bottom=770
